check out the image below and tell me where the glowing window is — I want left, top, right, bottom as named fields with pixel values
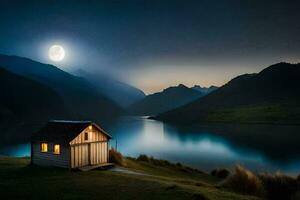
left=41, top=143, right=48, bottom=152
left=53, top=144, right=60, bottom=154
left=84, top=132, right=89, bottom=141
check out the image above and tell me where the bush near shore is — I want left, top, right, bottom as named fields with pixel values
left=109, top=148, right=127, bottom=166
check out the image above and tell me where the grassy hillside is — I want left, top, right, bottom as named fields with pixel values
left=155, top=63, right=300, bottom=125
left=0, top=156, right=260, bottom=200
left=203, top=103, right=300, bottom=124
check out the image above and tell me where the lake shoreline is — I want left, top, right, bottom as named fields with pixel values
left=2, top=116, right=300, bottom=175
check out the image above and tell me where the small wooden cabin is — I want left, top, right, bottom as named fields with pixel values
left=31, top=120, right=111, bottom=169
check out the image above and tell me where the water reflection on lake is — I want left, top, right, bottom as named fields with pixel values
left=108, top=117, right=300, bottom=175
left=1, top=116, right=300, bottom=175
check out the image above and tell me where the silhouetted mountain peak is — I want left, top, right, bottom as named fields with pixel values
left=162, top=84, right=189, bottom=93
left=178, top=84, right=187, bottom=88
left=191, top=85, right=218, bottom=94
left=193, top=85, right=218, bottom=89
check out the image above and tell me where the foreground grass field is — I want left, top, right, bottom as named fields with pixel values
left=0, top=156, right=261, bottom=200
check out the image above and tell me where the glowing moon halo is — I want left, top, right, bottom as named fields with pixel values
left=48, top=45, right=65, bottom=62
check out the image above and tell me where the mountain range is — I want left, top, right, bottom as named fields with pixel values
left=129, top=84, right=210, bottom=116
left=2, top=53, right=299, bottom=144
left=155, top=62, right=300, bottom=125
left=0, top=54, right=129, bottom=120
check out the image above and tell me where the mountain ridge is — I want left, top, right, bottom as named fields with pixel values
left=0, top=54, right=124, bottom=123
left=129, top=84, right=205, bottom=116
left=154, top=62, right=300, bottom=125
left=191, top=85, right=218, bottom=94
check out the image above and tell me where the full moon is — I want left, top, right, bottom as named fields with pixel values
left=48, top=45, right=65, bottom=62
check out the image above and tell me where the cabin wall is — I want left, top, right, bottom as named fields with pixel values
left=31, top=142, right=70, bottom=168
left=70, top=125, right=109, bottom=168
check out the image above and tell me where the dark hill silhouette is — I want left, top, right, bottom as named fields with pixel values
left=155, top=63, right=300, bottom=124
left=0, top=67, right=69, bottom=144
left=0, top=54, right=123, bottom=123
left=129, top=84, right=204, bottom=116
left=74, top=69, right=145, bottom=108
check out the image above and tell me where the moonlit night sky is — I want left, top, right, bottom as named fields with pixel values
left=0, top=0, right=300, bottom=94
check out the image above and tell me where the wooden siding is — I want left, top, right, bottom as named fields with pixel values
left=69, top=125, right=108, bottom=145
left=90, top=142, right=108, bottom=165
left=31, top=142, right=70, bottom=168
left=70, top=125, right=109, bottom=168
left=71, top=144, right=89, bottom=168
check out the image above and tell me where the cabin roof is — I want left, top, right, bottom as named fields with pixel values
left=31, top=120, right=112, bottom=144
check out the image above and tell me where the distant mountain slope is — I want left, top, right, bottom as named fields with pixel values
left=74, top=69, right=145, bottom=108
left=191, top=85, right=218, bottom=95
left=0, top=66, right=68, bottom=121
left=0, top=54, right=123, bottom=123
left=155, top=63, right=300, bottom=124
left=0, top=67, right=70, bottom=144
left=129, top=84, right=204, bottom=116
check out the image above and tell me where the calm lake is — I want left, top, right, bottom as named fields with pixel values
left=1, top=116, right=300, bottom=175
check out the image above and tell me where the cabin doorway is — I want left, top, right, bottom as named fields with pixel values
left=71, top=142, right=108, bottom=168
left=89, top=142, right=107, bottom=165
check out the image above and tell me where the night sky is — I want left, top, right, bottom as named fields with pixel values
left=0, top=0, right=299, bottom=94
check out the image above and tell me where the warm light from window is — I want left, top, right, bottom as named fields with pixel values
left=53, top=144, right=60, bottom=154
left=41, top=143, right=48, bottom=152
left=89, top=125, right=92, bottom=130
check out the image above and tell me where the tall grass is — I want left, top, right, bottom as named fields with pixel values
left=222, top=165, right=300, bottom=200
left=221, top=165, right=265, bottom=197
left=259, top=172, right=298, bottom=200
left=109, top=148, right=126, bottom=167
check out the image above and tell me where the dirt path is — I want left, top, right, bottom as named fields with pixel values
left=109, top=167, right=151, bottom=176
